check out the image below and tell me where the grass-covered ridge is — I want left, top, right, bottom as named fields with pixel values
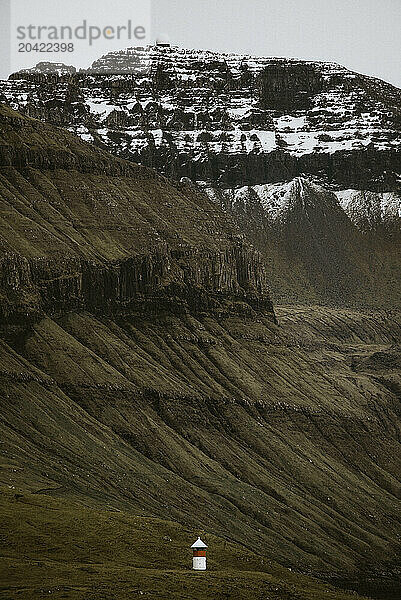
left=0, top=490, right=369, bottom=600
left=1, top=306, right=401, bottom=598
left=0, top=104, right=274, bottom=322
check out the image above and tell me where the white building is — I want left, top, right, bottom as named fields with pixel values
left=191, top=537, right=208, bottom=570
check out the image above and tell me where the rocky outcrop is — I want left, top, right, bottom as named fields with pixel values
left=257, top=62, right=324, bottom=110
left=0, top=246, right=273, bottom=323
left=0, top=104, right=275, bottom=324
left=209, top=177, right=401, bottom=307
left=1, top=45, right=399, bottom=191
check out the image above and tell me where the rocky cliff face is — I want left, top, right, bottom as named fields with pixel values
left=2, top=46, right=400, bottom=190
left=1, top=45, right=400, bottom=307
left=0, top=104, right=274, bottom=324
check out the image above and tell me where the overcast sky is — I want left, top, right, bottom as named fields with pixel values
left=0, top=0, right=400, bottom=87
left=152, top=0, right=401, bottom=87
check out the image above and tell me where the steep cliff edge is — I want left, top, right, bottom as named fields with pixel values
left=2, top=46, right=399, bottom=308
left=0, top=104, right=274, bottom=323
left=1, top=105, right=401, bottom=599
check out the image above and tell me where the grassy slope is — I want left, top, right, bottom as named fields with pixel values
left=1, top=307, right=401, bottom=594
left=1, top=105, right=401, bottom=598
left=0, top=490, right=368, bottom=600
left=0, top=103, right=273, bottom=324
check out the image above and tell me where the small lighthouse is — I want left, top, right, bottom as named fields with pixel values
left=191, top=537, right=208, bottom=570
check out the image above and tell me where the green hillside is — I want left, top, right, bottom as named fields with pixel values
left=0, top=490, right=370, bottom=600
left=0, top=105, right=400, bottom=599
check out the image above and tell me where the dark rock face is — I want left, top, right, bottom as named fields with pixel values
left=1, top=45, right=400, bottom=191
left=0, top=246, right=272, bottom=324
left=257, top=63, right=324, bottom=110
left=0, top=104, right=275, bottom=324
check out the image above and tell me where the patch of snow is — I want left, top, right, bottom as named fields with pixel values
left=86, top=99, right=117, bottom=118
left=275, top=115, right=307, bottom=131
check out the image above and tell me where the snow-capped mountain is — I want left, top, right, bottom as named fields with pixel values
left=2, top=44, right=400, bottom=188
left=1, top=44, right=400, bottom=305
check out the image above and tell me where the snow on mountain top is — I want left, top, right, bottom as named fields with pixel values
left=87, top=44, right=351, bottom=77
left=2, top=44, right=399, bottom=193
left=336, top=189, right=401, bottom=226
left=203, top=178, right=401, bottom=230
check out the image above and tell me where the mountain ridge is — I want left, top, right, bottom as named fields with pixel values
left=1, top=50, right=401, bottom=599
left=1, top=44, right=399, bottom=307
left=2, top=45, right=400, bottom=190
left=0, top=103, right=274, bottom=323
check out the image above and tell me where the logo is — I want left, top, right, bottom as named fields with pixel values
left=9, top=0, right=151, bottom=74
